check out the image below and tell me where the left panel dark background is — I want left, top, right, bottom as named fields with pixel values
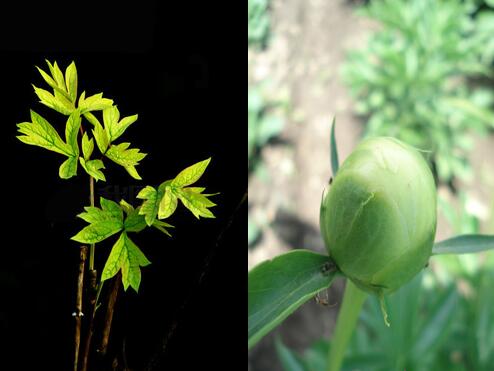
left=1, top=1, right=245, bottom=370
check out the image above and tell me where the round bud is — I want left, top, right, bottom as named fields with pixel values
left=320, top=137, right=437, bottom=295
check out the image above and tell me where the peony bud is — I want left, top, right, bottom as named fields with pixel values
left=320, top=137, right=437, bottom=296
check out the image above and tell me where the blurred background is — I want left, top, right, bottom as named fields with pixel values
left=248, top=0, right=494, bottom=370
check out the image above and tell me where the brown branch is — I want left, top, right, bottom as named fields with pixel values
left=80, top=270, right=101, bottom=371
left=98, top=272, right=121, bottom=355
left=74, top=246, right=88, bottom=371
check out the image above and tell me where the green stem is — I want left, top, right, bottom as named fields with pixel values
left=326, top=280, right=368, bottom=371
left=89, top=176, right=95, bottom=270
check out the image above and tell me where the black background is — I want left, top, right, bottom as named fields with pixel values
left=1, top=1, right=245, bottom=370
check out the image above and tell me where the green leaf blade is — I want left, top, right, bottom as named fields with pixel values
left=33, top=85, right=73, bottom=115
left=80, top=158, right=106, bottom=181
left=112, top=114, right=138, bottom=141
left=152, top=220, right=174, bottom=237
left=248, top=250, right=338, bottom=349
left=175, top=188, right=216, bottom=219
left=158, top=187, right=178, bottom=219
left=137, top=186, right=161, bottom=226
left=124, top=208, right=147, bottom=233
left=17, top=110, right=72, bottom=156
left=92, top=121, right=109, bottom=154
left=103, top=105, right=120, bottom=141
left=65, top=61, right=78, bottom=102
left=72, top=197, right=124, bottom=243
left=79, top=92, right=113, bottom=114
left=101, top=232, right=151, bottom=292
left=105, top=142, right=146, bottom=180
left=171, top=157, right=211, bottom=187
left=71, top=220, right=123, bottom=244
left=410, top=288, right=458, bottom=358
left=432, top=234, right=494, bottom=255
left=59, top=156, right=78, bottom=179
left=330, top=117, right=339, bottom=176
left=81, top=132, right=94, bottom=160
left=65, top=111, right=81, bottom=156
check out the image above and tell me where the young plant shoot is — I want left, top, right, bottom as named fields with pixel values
left=320, top=137, right=437, bottom=322
left=17, top=60, right=217, bottom=371
left=247, top=120, right=494, bottom=371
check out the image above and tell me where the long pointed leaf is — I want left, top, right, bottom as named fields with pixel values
left=330, top=118, right=339, bottom=176
left=248, top=250, right=338, bottom=349
left=410, top=288, right=458, bottom=358
left=432, top=234, right=494, bottom=255
left=275, top=336, right=307, bottom=371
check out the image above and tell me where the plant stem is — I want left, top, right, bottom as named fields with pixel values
left=74, top=246, right=88, bottom=371
left=326, top=280, right=368, bottom=371
left=81, top=175, right=98, bottom=371
left=89, top=176, right=95, bottom=271
left=98, top=272, right=121, bottom=355
left=80, top=281, right=104, bottom=371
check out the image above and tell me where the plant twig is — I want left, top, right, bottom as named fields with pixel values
left=74, top=246, right=88, bottom=371
left=98, top=272, right=122, bottom=355
left=81, top=171, right=99, bottom=371
left=144, top=191, right=247, bottom=370
left=89, top=176, right=95, bottom=271
left=80, top=281, right=104, bottom=371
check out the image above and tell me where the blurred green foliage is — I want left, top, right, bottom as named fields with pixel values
left=248, top=0, right=271, bottom=49
left=276, top=253, right=494, bottom=370
left=248, top=85, right=284, bottom=170
left=248, top=0, right=288, bottom=246
left=342, top=0, right=494, bottom=184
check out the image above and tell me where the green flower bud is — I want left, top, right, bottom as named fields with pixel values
left=320, top=137, right=437, bottom=295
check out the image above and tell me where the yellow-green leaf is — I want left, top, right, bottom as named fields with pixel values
left=101, top=232, right=151, bottom=292
left=59, top=156, right=78, bottom=179
left=136, top=186, right=162, bottom=226
left=82, top=132, right=94, bottom=160
left=65, top=111, right=81, bottom=156
left=71, top=197, right=124, bottom=243
left=65, top=61, right=78, bottom=102
left=33, top=85, right=74, bottom=115
left=158, top=186, right=178, bottom=219
left=171, top=157, right=211, bottom=187
left=17, top=110, right=72, bottom=156
left=80, top=158, right=106, bottom=181
left=92, top=121, right=109, bottom=154
left=105, top=142, right=147, bottom=180
left=79, top=92, right=113, bottom=114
